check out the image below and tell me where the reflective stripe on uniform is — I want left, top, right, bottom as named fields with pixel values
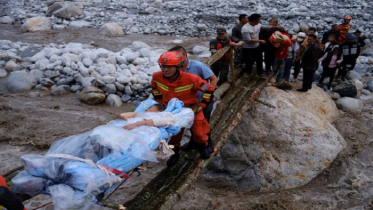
left=175, top=84, right=194, bottom=92
left=154, top=81, right=169, bottom=91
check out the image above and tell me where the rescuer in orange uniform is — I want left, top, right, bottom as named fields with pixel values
left=151, top=51, right=214, bottom=166
left=338, top=15, right=352, bottom=45
left=0, top=175, right=26, bottom=210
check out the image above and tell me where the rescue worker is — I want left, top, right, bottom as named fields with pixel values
left=0, top=175, right=26, bottom=210
left=168, top=45, right=217, bottom=154
left=209, top=28, right=243, bottom=85
left=338, top=15, right=352, bottom=45
left=151, top=51, right=214, bottom=166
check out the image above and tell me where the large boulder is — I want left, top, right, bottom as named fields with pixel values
left=6, top=71, right=37, bottom=93
left=46, top=2, right=64, bottom=16
left=77, top=86, right=105, bottom=105
left=105, top=94, right=122, bottom=107
left=206, top=86, right=346, bottom=191
left=21, top=17, right=51, bottom=33
left=336, top=97, right=363, bottom=111
left=1, top=16, right=15, bottom=24
left=53, top=4, right=82, bottom=19
left=98, top=23, right=124, bottom=36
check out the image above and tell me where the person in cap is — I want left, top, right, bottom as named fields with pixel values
left=337, top=33, right=358, bottom=81
left=209, top=28, right=243, bottom=85
left=338, top=15, right=352, bottom=45
left=291, top=32, right=307, bottom=81
left=151, top=51, right=214, bottom=166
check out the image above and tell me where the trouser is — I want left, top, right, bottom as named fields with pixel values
left=264, top=46, right=276, bottom=73
left=168, top=110, right=210, bottom=147
left=293, top=59, right=302, bottom=79
left=202, top=93, right=214, bottom=122
left=234, top=47, right=243, bottom=65
left=275, top=58, right=293, bottom=83
left=0, top=186, right=25, bottom=210
left=337, top=61, right=352, bottom=80
left=242, top=46, right=264, bottom=75
left=319, top=66, right=338, bottom=88
left=211, top=60, right=230, bottom=86
left=302, top=66, right=317, bottom=90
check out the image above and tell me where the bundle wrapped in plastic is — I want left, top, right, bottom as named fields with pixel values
left=11, top=98, right=194, bottom=208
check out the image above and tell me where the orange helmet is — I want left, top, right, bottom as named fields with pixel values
left=344, top=15, right=352, bottom=20
left=158, top=51, right=184, bottom=67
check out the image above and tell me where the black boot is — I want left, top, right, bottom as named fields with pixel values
left=166, top=148, right=179, bottom=167
left=180, top=140, right=196, bottom=151
left=195, top=143, right=210, bottom=160
left=206, top=133, right=214, bottom=154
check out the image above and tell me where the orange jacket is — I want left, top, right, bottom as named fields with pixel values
left=338, top=23, right=350, bottom=44
left=151, top=71, right=214, bottom=108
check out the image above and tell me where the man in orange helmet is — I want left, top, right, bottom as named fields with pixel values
left=151, top=51, right=214, bottom=166
left=338, top=15, right=352, bottom=45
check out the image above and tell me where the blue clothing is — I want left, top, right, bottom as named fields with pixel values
left=185, top=59, right=214, bottom=101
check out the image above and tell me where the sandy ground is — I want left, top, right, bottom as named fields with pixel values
left=1, top=26, right=373, bottom=209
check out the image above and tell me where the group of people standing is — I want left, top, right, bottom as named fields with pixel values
left=209, top=14, right=366, bottom=93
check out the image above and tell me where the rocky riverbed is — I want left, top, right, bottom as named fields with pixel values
left=2, top=0, right=373, bottom=209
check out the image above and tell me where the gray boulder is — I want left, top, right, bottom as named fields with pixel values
left=5, top=60, right=17, bottom=71
left=6, top=71, right=37, bottom=93
left=336, top=97, right=363, bottom=112
left=193, top=45, right=209, bottom=55
left=105, top=94, right=122, bottom=107
left=347, top=70, right=362, bottom=81
left=102, top=84, right=116, bottom=94
left=98, top=23, right=124, bottom=36
left=0, top=69, right=8, bottom=78
left=21, top=17, right=51, bottom=32
left=299, top=22, right=309, bottom=32
left=54, top=4, right=82, bottom=19
left=1, top=16, right=15, bottom=24
left=51, top=85, right=71, bottom=95
left=77, top=86, right=105, bottom=105
left=367, top=80, right=373, bottom=92
left=46, top=2, right=64, bottom=16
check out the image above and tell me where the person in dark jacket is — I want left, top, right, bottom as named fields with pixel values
left=352, top=30, right=366, bottom=69
left=337, top=33, right=358, bottom=81
left=318, top=47, right=343, bottom=90
left=297, top=34, right=320, bottom=92
left=322, top=24, right=340, bottom=44
left=0, top=175, right=26, bottom=210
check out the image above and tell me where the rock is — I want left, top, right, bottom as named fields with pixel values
left=82, top=58, right=93, bottom=67
left=124, top=85, right=133, bottom=95
left=1, top=16, right=15, bottom=24
left=5, top=60, right=17, bottom=71
left=102, top=84, right=116, bottom=94
left=121, top=94, right=131, bottom=102
left=99, top=23, right=124, bottom=36
left=366, top=80, right=373, bottom=92
left=117, top=76, right=131, bottom=84
left=68, top=20, right=91, bottom=29
left=115, top=82, right=125, bottom=91
left=153, top=0, right=162, bottom=8
left=206, top=86, right=345, bottom=191
left=299, top=22, right=309, bottom=32
left=347, top=70, right=362, bottom=81
left=196, top=23, right=207, bottom=30
left=123, top=52, right=138, bottom=62
left=132, top=41, right=151, bottom=50
left=336, top=97, right=363, bottom=112
left=39, top=78, right=55, bottom=87
left=0, top=69, right=8, bottom=78
left=105, top=94, right=122, bottom=107
left=363, top=14, right=371, bottom=21
left=51, top=85, right=71, bottom=95
left=145, top=65, right=160, bottom=75
left=333, top=83, right=357, bottom=97
left=328, top=92, right=340, bottom=100
left=21, top=17, right=51, bottom=33
left=6, top=71, right=37, bottom=93
left=91, top=78, right=105, bottom=87
left=193, top=45, right=209, bottom=55
left=292, top=23, right=300, bottom=33
left=81, top=77, right=95, bottom=87
left=361, top=89, right=371, bottom=96
left=78, top=86, right=105, bottom=105
left=132, top=57, right=146, bottom=65
left=351, top=79, right=363, bottom=97
left=101, top=75, right=116, bottom=84
left=46, top=2, right=64, bottom=16
left=54, top=4, right=83, bottom=19
left=71, top=85, right=83, bottom=92
left=56, top=77, right=75, bottom=86
left=116, top=56, right=127, bottom=64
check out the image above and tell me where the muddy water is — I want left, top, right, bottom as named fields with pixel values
left=1, top=26, right=373, bottom=209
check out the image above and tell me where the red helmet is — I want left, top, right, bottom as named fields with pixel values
left=344, top=15, right=352, bottom=20
left=158, top=51, right=184, bottom=67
